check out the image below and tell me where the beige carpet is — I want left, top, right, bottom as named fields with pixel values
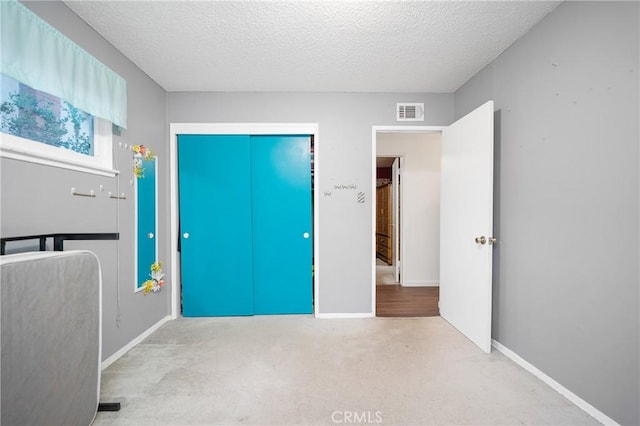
left=376, top=258, right=397, bottom=285
left=93, top=316, right=599, bottom=426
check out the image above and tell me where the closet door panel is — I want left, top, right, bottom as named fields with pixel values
left=251, top=135, right=312, bottom=314
left=178, top=134, right=254, bottom=316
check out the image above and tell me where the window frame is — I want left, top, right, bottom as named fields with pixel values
left=0, top=117, right=118, bottom=177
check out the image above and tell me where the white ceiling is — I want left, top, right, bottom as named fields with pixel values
left=64, top=1, right=561, bottom=93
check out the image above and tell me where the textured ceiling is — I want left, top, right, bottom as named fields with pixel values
left=63, top=1, right=561, bottom=93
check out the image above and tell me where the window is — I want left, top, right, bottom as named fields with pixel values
left=0, top=73, right=116, bottom=176
left=1, top=73, right=94, bottom=155
left=1, top=0, right=125, bottom=176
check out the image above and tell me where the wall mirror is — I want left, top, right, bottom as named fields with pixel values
left=135, top=157, right=158, bottom=292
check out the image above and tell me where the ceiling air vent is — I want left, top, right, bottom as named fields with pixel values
left=396, top=103, right=424, bottom=121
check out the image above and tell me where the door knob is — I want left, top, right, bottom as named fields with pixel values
left=303, top=232, right=310, bottom=239
left=475, top=236, right=497, bottom=245
left=183, top=232, right=190, bottom=239
left=147, top=232, right=154, bottom=239
left=475, top=236, right=487, bottom=245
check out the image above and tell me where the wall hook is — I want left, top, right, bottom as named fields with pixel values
left=71, top=187, right=96, bottom=197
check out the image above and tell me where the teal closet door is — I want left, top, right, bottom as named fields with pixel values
left=251, top=135, right=313, bottom=314
left=178, top=135, right=254, bottom=316
left=137, top=157, right=156, bottom=289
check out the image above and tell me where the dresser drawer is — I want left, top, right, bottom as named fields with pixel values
left=377, top=235, right=389, bottom=247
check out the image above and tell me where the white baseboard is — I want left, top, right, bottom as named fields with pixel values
left=491, top=339, right=618, bottom=426
left=316, top=312, right=375, bottom=319
left=101, top=315, right=172, bottom=370
left=402, top=280, right=439, bottom=287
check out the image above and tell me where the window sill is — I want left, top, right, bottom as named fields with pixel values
left=1, top=119, right=118, bottom=177
left=0, top=141, right=119, bottom=177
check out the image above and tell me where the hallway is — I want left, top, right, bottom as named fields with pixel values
left=375, top=260, right=440, bottom=317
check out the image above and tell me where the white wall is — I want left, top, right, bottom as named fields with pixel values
left=377, top=132, right=441, bottom=286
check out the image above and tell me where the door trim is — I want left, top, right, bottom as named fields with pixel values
left=169, top=123, right=320, bottom=318
left=371, top=126, right=445, bottom=315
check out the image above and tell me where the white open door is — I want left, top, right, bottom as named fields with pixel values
left=392, top=157, right=400, bottom=283
left=440, top=100, right=494, bottom=353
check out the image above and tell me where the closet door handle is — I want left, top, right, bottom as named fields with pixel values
left=303, top=232, right=310, bottom=239
left=148, top=232, right=154, bottom=239
left=183, top=232, right=190, bottom=239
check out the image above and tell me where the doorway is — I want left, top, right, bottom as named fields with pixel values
left=373, top=129, right=443, bottom=317
left=372, top=101, right=495, bottom=352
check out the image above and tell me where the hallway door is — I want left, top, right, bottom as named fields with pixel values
left=440, top=101, right=495, bottom=353
left=391, top=157, right=400, bottom=282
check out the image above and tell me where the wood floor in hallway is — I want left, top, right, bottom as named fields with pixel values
left=376, top=285, right=440, bottom=317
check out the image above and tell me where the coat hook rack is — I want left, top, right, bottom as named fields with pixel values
left=109, top=192, right=127, bottom=200
left=71, top=187, right=95, bottom=198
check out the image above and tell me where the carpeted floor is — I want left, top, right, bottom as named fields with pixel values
left=376, top=258, right=397, bottom=285
left=93, top=316, right=599, bottom=426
